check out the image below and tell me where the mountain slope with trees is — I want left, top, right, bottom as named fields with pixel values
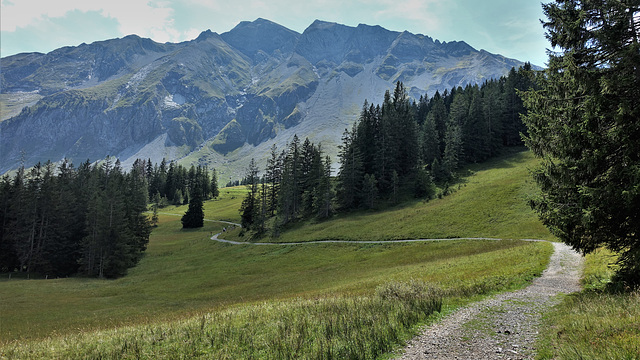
left=238, top=65, right=538, bottom=234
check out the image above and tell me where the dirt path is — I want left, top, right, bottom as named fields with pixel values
left=395, top=242, right=583, bottom=360
left=210, top=235, right=543, bottom=246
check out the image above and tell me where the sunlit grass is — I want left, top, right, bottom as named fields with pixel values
left=158, top=185, right=246, bottom=224
left=0, top=212, right=550, bottom=344
left=226, top=149, right=551, bottom=243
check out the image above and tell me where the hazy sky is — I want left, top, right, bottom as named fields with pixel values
left=0, top=0, right=550, bottom=66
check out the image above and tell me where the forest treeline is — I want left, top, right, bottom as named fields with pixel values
left=0, top=158, right=219, bottom=278
left=240, top=65, right=538, bottom=233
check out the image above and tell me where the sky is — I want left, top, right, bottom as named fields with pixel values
left=0, top=0, right=550, bottom=67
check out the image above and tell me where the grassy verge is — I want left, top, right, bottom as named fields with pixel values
left=536, top=249, right=640, bottom=359
left=0, top=212, right=551, bottom=343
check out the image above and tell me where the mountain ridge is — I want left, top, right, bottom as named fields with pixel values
left=1, top=18, right=533, bottom=177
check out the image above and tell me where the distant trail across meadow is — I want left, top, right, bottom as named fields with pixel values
left=157, top=212, right=549, bottom=246
left=211, top=233, right=548, bottom=246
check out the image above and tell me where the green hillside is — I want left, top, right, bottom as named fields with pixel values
left=0, top=150, right=554, bottom=358
left=229, top=149, right=551, bottom=243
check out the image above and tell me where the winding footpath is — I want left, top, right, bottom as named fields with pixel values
left=161, top=212, right=584, bottom=359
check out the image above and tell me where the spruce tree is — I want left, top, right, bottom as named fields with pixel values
left=523, top=0, right=640, bottom=285
left=211, top=169, right=219, bottom=198
left=265, top=144, right=282, bottom=217
left=442, top=119, right=463, bottom=179
left=314, top=155, right=334, bottom=219
left=239, top=158, right=260, bottom=229
left=414, top=166, right=435, bottom=200
left=420, top=111, right=440, bottom=166
left=181, top=183, right=204, bottom=229
left=336, top=125, right=363, bottom=210
left=463, top=90, right=490, bottom=163
left=363, top=174, right=378, bottom=209
left=151, top=193, right=160, bottom=227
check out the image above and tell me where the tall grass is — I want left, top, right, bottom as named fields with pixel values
left=2, top=280, right=508, bottom=359
left=1, top=238, right=551, bottom=358
left=536, top=249, right=640, bottom=359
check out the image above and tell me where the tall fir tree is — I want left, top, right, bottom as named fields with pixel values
left=336, top=125, right=364, bottom=210
left=523, top=0, right=640, bottom=285
left=211, top=168, right=219, bottom=198
left=314, top=155, right=334, bottom=219
left=240, top=158, right=260, bottom=229
left=265, top=144, right=282, bottom=217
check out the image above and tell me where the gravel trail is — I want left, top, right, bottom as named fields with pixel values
left=395, top=242, right=583, bottom=360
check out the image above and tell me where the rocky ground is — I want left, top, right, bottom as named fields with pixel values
left=395, top=242, right=583, bottom=360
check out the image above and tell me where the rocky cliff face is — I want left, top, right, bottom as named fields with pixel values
left=1, top=19, right=529, bottom=175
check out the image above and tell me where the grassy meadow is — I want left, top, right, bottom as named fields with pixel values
left=0, top=149, right=558, bottom=359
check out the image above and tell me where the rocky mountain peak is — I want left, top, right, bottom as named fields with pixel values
left=221, top=18, right=300, bottom=60
left=296, top=20, right=398, bottom=65
left=195, top=29, right=217, bottom=42
left=1, top=19, right=532, bottom=176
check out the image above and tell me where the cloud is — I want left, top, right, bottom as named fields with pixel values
left=0, top=9, right=121, bottom=56
left=1, top=0, right=184, bottom=41
left=370, top=0, right=444, bottom=33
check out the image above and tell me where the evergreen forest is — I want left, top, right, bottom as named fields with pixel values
left=0, top=158, right=219, bottom=278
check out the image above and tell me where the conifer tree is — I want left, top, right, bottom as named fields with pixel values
left=314, top=155, right=334, bottom=219
left=240, top=158, right=260, bottom=229
left=390, top=170, right=399, bottom=204
left=181, top=183, right=204, bottom=229
left=428, top=92, right=448, bottom=155
left=336, top=125, right=363, bottom=210
left=363, top=174, right=378, bottom=209
left=211, top=169, right=219, bottom=198
left=523, top=0, right=640, bottom=285
left=0, top=175, right=18, bottom=272
left=414, top=166, right=436, bottom=199
left=442, top=119, right=463, bottom=179
left=265, top=144, right=282, bottom=217
left=151, top=193, right=160, bottom=227
left=420, top=111, right=440, bottom=166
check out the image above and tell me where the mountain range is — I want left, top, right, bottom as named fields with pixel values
left=0, top=18, right=530, bottom=178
